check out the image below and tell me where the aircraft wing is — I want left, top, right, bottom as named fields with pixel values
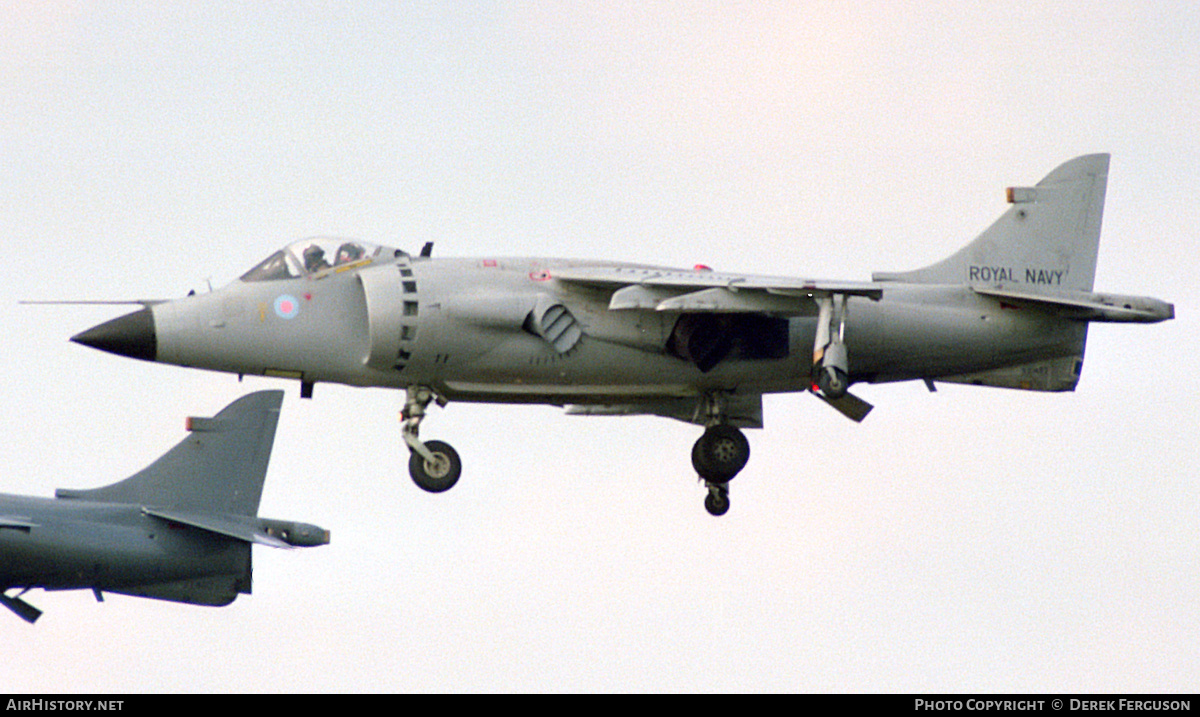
left=551, top=266, right=883, bottom=314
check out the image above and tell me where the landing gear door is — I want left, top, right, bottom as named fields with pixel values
left=358, top=264, right=408, bottom=371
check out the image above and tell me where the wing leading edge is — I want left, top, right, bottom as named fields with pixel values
left=551, top=266, right=882, bottom=315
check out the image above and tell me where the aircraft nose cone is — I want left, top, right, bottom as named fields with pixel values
left=71, top=307, right=157, bottom=361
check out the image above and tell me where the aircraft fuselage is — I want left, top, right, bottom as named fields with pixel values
left=139, top=256, right=1087, bottom=404
left=0, top=494, right=249, bottom=604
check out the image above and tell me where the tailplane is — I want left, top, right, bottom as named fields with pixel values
left=874, top=154, right=1109, bottom=292
left=55, top=391, right=284, bottom=516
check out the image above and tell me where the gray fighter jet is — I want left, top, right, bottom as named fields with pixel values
left=0, top=391, right=328, bottom=623
left=68, top=155, right=1173, bottom=515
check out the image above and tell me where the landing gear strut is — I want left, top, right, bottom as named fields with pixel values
left=691, top=408, right=751, bottom=516
left=812, top=293, right=850, bottom=399
left=401, top=386, right=461, bottom=493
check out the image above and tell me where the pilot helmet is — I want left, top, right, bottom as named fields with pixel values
left=336, top=242, right=364, bottom=263
left=303, top=245, right=327, bottom=270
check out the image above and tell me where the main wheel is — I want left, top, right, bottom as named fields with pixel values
left=408, top=440, right=462, bottom=493
left=692, top=424, right=750, bottom=482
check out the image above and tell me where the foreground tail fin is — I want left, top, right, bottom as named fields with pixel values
left=55, top=391, right=284, bottom=516
left=874, top=154, right=1109, bottom=292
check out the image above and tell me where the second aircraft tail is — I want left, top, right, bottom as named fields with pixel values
left=55, top=391, right=284, bottom=516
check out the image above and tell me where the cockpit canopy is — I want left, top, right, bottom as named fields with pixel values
left=241, top=238, right=398, bottom=282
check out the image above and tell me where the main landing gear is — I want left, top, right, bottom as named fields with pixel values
left=400, top=383, right=752, bottom=517
left=692, top=422, right=750, bottom=517
left=401, top=386, right=461, bottom=493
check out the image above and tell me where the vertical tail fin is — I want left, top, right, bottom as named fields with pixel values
left=55, top=391, right=284, bottom=516
left=873, top=154, right=1109, bottom=292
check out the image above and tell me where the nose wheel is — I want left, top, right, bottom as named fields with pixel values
left=408, top=439, right=461, bottom=493
left=692, top=423, right=749, bottom=516
left=401, top=386, right=461, bottom=493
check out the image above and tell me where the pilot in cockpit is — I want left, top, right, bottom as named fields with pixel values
left=303, top=244, right=331, bottom=273
left=335, top=242, right=365, bottom=265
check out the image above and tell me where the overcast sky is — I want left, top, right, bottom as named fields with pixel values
left=1, top=1, right=1197, bottom=692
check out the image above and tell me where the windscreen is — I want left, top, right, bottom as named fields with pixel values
left=240, top=239, right=386, bottom=282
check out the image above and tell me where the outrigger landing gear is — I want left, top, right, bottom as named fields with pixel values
left=691, top=398, right=751, bottom=516
left=401, top=386, right=461, bottom=493
left=812, top=293, right=850, bottom=399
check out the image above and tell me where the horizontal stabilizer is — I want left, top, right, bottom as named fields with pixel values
left=143, top=508, right=330, bottom=549
left=144, top=508, right=289, bottom=548
left=972, top=287, right=1174, bottom=323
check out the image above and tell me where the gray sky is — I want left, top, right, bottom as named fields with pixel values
left=1, top=2, right=1196, bottom=692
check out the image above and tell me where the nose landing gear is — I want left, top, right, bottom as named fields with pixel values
left=408, top=439, right=461, bottom=493
left=401, top=386, right=461, bottom=493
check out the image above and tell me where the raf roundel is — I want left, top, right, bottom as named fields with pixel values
left=273, top=294, right=300, bottom=319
